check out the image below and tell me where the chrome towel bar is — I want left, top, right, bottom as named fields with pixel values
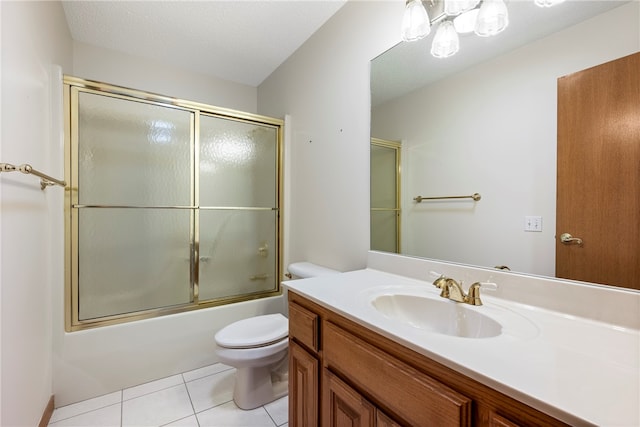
left=414, top=193, right=481, bottom=203
left=0, top=162, right=66, bottom=190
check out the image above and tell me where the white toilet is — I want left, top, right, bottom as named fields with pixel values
left=214, top=262, right=339, bottom=410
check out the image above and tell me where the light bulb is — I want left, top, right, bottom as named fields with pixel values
left=534, top=0, right=565, bottom=7
left=475, top=0, right=509, bottom=37
left=444, top=0, right=481, bottom=16
left=431, top=21, right=460, bottom=58
left=401, top=0, right=431, bottom=42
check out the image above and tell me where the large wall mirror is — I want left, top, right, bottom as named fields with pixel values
left=370, top=0, right=639, bottom=290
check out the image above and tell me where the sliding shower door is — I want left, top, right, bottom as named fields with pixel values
left=65, top=76, right=282, bottom=330
left=75, top=92, right=194, bottom=320
left=198, top=116, right=279, bottom=301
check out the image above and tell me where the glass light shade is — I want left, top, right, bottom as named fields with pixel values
left=445, top=0, right=481, bottom=16
left=431, top=21, right=460, bottom=58
left=453, top=8, right=479, bottom=33
left=474, top=0, right=509, bottom=37
left=534, top=0, right=565, bottom=7
left=401, top=0, right=431, bottom=42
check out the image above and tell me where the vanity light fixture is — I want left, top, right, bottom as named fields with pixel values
left=402, top=0, right=564, bottom=58
left=401, top=0, right=432, bottom=41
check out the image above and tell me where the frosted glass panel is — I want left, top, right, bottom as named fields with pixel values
left=78, top=92, right=192, bottom=206
left=371, top=210, right=398, bottom=253
left=371, top=144, right=397, bottom=209
left=198, top=210, right=277, bottom=301
left=200, top=115, right=277, bottom=207
left=78, top=208, right=191, bottom=320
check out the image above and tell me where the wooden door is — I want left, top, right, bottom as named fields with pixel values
left=290, top=340, right=319, bottom=427
left=556, top=52, right=640, bottom=290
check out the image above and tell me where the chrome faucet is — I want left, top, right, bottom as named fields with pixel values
left=432, top=276, right=483, bottom=306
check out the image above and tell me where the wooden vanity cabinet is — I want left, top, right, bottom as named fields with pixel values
left=288, top=291, right=568, bottom=427
left=289, top=302, right=321, bottom=427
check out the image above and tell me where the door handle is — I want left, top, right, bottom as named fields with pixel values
left=560, top=233, right=583, bottom=246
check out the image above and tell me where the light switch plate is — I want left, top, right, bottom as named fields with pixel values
left=525, top=216, right=542, bottom=232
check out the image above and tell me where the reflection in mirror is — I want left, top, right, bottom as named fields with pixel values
left=370, top=138, right=401, bottom=253
left=370, top=1, right=639, bottom=289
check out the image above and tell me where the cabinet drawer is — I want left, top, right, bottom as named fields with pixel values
left=323, top=322, right=471, bottom=427
left=289, top=302, right=319, bottom=353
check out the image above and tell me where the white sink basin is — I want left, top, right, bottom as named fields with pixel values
left=371, top=293, right=502, bottom=338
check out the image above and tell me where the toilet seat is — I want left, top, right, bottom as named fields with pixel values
left=215, top=313, right=288, bottom=349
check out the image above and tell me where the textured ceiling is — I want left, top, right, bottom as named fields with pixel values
left=62, top=0, right=346, bottom=87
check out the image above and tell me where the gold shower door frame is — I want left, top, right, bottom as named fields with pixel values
left=370, top=138, right=401, bottom=253
left=63, top=76, right=284, bottom=331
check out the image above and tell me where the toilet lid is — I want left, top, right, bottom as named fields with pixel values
left=215, top=313, right=288, bottom=349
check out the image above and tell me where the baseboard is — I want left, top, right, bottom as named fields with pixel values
left=38, top=395, right=55, bottom=427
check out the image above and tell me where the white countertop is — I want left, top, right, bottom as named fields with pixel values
left=284, top=268, right=640, bottom=427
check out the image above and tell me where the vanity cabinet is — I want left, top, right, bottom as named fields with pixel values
left=288, top=291, right=569, bottom=427
left=289, top=302, right=320, bottom=427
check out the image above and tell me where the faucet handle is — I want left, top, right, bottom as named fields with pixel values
left=432, top=276, right=450, bottom=298
left=466, top=283, right=483, bottom=306
left=477, top=281, right=498, bottom=291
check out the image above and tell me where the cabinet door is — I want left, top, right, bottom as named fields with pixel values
left=489, top=412, right=522, bottom=427
left=290, top=340, right=319, bottom=427
left=323, top=369, right=375, bottom=427
left=377, top=411, right=402, bottom=427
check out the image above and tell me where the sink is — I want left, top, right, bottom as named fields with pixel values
left=371, top=293, right=502, bottom=338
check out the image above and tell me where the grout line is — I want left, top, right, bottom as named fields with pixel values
left=183, top=376, right=198, bottom=420
left=122, top=377, right=186, bottom=402
left=49, top=402, right=122, bottom=425
left=183, top=365, right=235, bottom=385
left=158, top=414, right=199, bottom=427
left=262, top=406, right=278, bottom=427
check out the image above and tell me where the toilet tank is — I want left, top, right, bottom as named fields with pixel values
left=281, top=262, right=340, bottom=316
left=287, top=262, right=340, bottom=279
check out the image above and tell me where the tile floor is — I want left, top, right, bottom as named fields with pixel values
left=48, top=363, right=288, bottom=427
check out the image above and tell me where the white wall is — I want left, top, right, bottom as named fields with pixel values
left=0, top=1, right=73, bottom=425
left=371, top=3, right=639, bottom=277
left=73, top=41, right=258, bottom=113
left=258, top=1, right=404, bottom=272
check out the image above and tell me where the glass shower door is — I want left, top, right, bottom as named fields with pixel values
left=75, top=91, right=193, bottom=320
left=198, top=115, right=279, bottom=301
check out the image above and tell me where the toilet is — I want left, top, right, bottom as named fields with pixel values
left=214, top=262, right=339, bottom=410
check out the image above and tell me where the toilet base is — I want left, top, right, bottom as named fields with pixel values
left=233, top=365, right=288, bottom=410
